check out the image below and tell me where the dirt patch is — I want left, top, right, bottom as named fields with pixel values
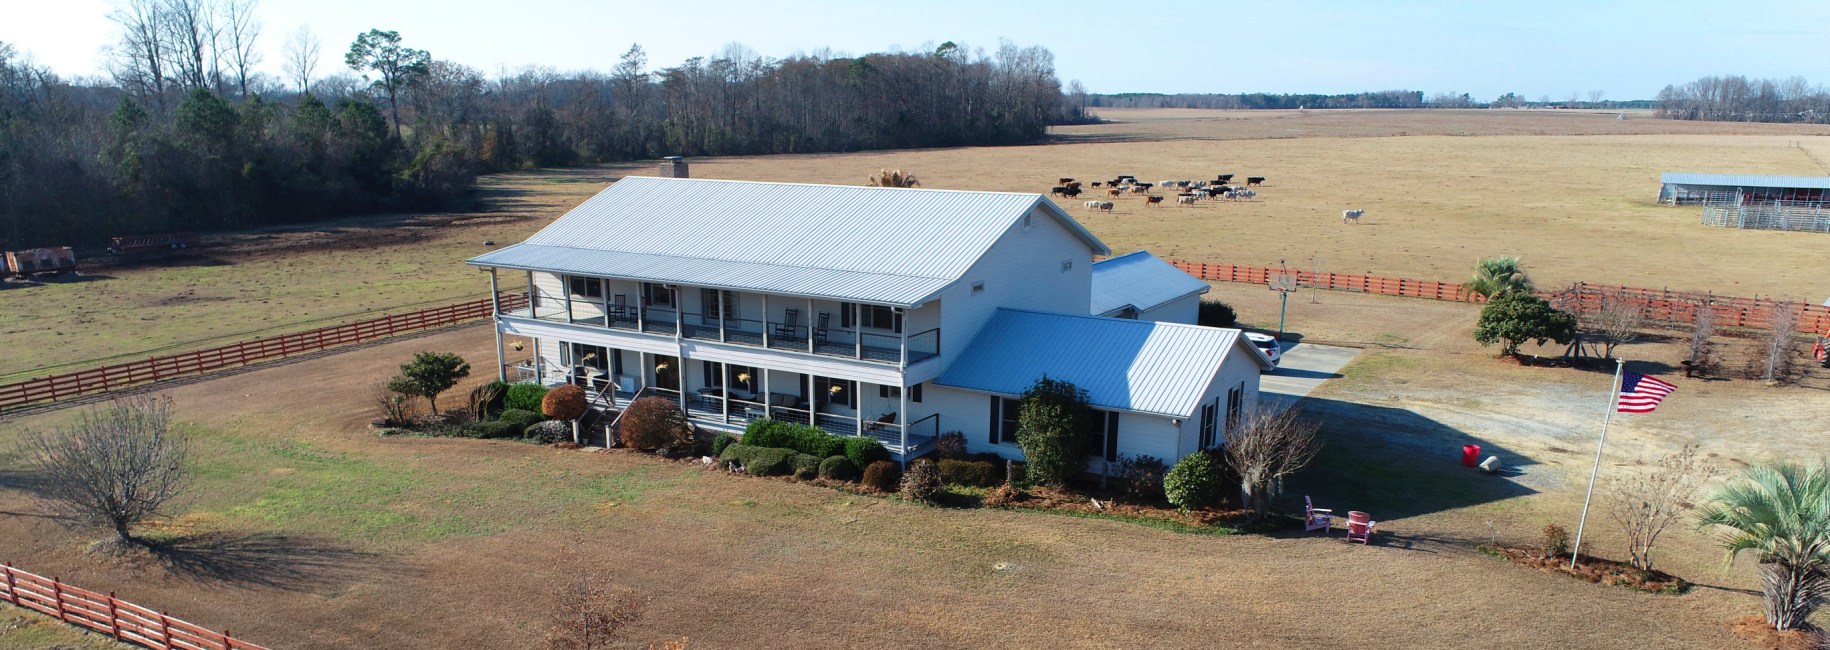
left=1477, top=544, right=1687, bottom=594
left=1729, top=616, right=1827, bottom=650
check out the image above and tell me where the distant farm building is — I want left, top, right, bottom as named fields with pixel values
left=1659, top=173, right=1830, bottom=233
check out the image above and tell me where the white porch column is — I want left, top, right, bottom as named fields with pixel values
left=899, top=384, right=910, bottom=467
left=899, top=308, right=908, bottom=369
left=525, top=271, right=536, bottom=318
left=761, top=369, right=772, bottom=422
left=564, top=277, right=575, bottom=325
left=853, top=303, right=862, bottom=359
left=806, top=297, right=815, bottom=352
left=533, top=337, right=544, bottom=383
left=490, top=269, right=505, bottom=382
left=762, top=293, right=770, bottom=346
left=600, top=282, right=610, bottom=329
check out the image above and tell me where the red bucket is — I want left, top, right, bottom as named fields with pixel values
left=1462, top=444, right=1481, bottom=467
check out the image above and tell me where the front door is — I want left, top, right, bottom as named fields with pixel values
left=652, top=355, right=680, bottom=391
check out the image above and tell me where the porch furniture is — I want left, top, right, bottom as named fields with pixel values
left=1304, top=496, right=1333, bottom=535
left=765, top=393, right=806, bottom=410
left=618, top=376, right=638, bottom=394
left=610, top=294, right=633, bottom=323
left=583, top=368, right=609, bottom=392
left=814, top=312, right=831, bottom=345
left=774, top=309, right=801, bottom=340
left=862, top=412, right=898, bottom=433
left=1345, top=511, right=1376, bottom=545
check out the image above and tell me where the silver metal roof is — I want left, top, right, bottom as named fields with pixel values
left=1090, top=250, right=1211, bottom=316
left=1661, top=173, right=1830, bottom=190
left=467, top=176, right=1110, bottom=306
left=935, top=308, right=1267, bottom=418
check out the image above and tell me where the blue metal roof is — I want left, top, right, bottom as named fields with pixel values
left=1090, top=250, right=1211, bottom=316
left=468, top=176, right=1110, bottom=306
left=935, top=308, right=1268, bottom=418
left=1660, top=173, right=1830, bottom=190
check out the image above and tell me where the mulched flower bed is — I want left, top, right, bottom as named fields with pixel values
left=1729, top=615, right=1827, bottom=650
left=1476, top=544, right=1688, bottom=594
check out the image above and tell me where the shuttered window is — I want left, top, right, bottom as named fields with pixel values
left=1200, top=400, right=1218, bottom=449
left=1089, top=410, right=1120, bottom=461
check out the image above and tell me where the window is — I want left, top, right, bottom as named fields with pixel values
left=815, top=377, right=854, bottom=409
left=971, top=281, right=985, bottom=295
left=1199, top=400, right=1218, bottom=449
left=702, top=361, right=723, bottom=388
left=611, top=349, right=624, bottom=375
left=1022, top=213, right=1033, bottom=229
left=840, top=302, right=855, bottom=328
left=1089, top=410, right=1119, bottom=461
left=859, top=304, right=902, bottom=333
left=568, top=276, right=602, bottom=298
left=1226, top=383, right=1244, bottom=432
left=878, top=385, right=901, bottom=399
left=910, top=383, right=923, bottom=403
left=727, top=365, right=759, bottom=394
left=989, top=397, right=1020, bottom=444
left=566, top=343, right=609, bottom=371
left=643, top=282, right=672, bottom=307
left=701, top=288, right=721, bottom=320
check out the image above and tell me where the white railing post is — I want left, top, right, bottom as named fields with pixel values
left=526, top=271, right=536, bottom=318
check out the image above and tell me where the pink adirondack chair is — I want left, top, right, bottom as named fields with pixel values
left=1304, top=496, right=1333, bottom=535
left=1345, top=511, right=1377, bottom=545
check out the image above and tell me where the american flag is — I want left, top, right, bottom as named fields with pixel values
left=1617, top=373, right=1677, bottom=413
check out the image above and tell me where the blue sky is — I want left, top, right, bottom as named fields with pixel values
left=6, top=0, right=1827, bottom=100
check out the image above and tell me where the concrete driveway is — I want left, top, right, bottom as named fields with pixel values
left=1260, top=342, right=1360, bottom=409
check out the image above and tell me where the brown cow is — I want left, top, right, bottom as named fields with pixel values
left=1145, top=195, right=1164, bottom=206
left=1058, top=177, right=1074, bottom=185
left=1107, top=188, right=1122, bottom=198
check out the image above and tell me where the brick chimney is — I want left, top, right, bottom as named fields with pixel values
left=658, top=156, right=688, bottom=178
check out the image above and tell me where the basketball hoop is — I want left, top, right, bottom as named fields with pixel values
left=1269, top=272, right=1299, bottom=293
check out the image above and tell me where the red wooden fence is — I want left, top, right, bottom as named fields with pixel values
left=1166, top=260, right=1830, bottom=335
left=2, top=562, right=271, bottom=650
left=0, top=293, right=528, bottom=411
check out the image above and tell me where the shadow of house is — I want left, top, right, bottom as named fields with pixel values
left=1284, top=397, right=1539, bottom=522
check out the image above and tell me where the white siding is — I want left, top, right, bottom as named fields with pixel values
left=1176, top=338, right=1264, bottom=458
left=1137, top=293, right=1200, bottom=325
left=926, top=383, right=1185, bottom=466
left=937, top=205, right=1095, bottom=364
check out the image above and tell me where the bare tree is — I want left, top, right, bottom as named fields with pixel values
left=547, top=545, right=644, bottom=650
left=1587, top=292, right=1646, bottom=358
left=1759, top=301, right=1804, bottom=383
left=160, top=0, right=222, bottom=92
left=105, top=0, right=170, bottom=107
left=18, top=395, right=189, bottom=548
left=1587, top=90, right=1605, bottom=106
left=1221, top=407, right=1321, bottom=517
left=217, top=0, right=260, bottom=97
left=1685, top=301, right=1718, bottom=376
left=281, top=24, right=321, bottom=93
left=1606, top=445, right=1716, bottom=571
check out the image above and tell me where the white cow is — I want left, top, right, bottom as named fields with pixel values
left=1342, top=209, right=1365, bottom=224
left=1176, top=195, right=1197, bottom=206
left=1098, top=201, right=1114, bottom=212
left=1084, top=200, right=1104, bottom=210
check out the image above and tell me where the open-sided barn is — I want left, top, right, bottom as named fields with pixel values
left=1660, top=172, right=1830, bottom=233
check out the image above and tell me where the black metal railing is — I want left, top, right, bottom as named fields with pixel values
left=766, top=323, right=810, bottom=351
left=907, top=328, right=940, bottom=364
left=641, top=308, right=677, bottom=335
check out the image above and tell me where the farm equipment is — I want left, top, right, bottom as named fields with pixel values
left=108, top=232, right=200, bottom=254
left=3, top=247, right=76, bottom=277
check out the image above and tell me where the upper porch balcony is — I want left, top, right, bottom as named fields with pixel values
left=493, top=270, right=940, bottom=368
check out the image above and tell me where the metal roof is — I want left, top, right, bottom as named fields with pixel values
left=467, top=176, right=1110, bottom=306
left=1661, top=173, right=1830, bottom=190
left=1090, top=250, right=1211, bottom=316
left=935, top=308, right=1268, bottom=418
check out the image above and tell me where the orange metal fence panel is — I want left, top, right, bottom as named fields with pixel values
left=1, top=563, right=272, bottom=650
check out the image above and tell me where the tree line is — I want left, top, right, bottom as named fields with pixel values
left=1655, top=75, right=1830, bottom=123
left=1085, top=91, right=1425, bottom=110
left=0, top=3, right=1081, bottom=250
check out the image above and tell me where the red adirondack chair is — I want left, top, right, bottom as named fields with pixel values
left=1345, top=511, right=1377, bottom=545
left=1304, top=496, right=1333, bottom=535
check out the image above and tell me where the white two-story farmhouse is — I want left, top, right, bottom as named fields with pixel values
left=467, top=175, right=1271, bottom=468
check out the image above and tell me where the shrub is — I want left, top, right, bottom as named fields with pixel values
left=742, top=419, right=788, bottom=448
left=1198, top=300, right=1238, bottom=328
left=394, top=351, right=471, bottom=415
left=711, top=433, right=738, bottom=457
left=1116, top=454, right=1168, bottom=502
left=861, top=460, right=900, bottom=493
left=467, top=420, right=517, bottom=439
left=1473, top=292, right=1577, bottom=359
left=1164, top=451, right=1225, bottom=511
left=818, top=455, right=857, bottom=481
left=506, top=383, right=549, bottom=412
left=936, top=431, right=969, bottom=459
left=845, top=436, right=890, bottom=471
left=984, top=484, right=1022, bottom=508
left=718, top=444, right=796, bottom=476
left=795, top=427, right=847, bottom=459
left=543, top=384, right=588, bottom=421
left=901, top=459, right=944, bottom=503
left=745, top=419, right=847, bottom=458
left=498, top=409, right=546, bottom=433
left=1540, top=524, right=1571, bottom=560
left=619, top=397, right=692, bottom=451
left=937, top=459, right=997, bottom=488
left=1016, top=377, right=1094, bottom=486
left=467, top=381, right=508, bottom=421
left=792, top=454, right=822, bottom=480
left=526, top=420, right=570, bottom=444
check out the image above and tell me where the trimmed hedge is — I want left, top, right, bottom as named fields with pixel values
left=937, top=459, right=997, bottom=488
left=711, top=433, right=738, bottom=457
left=845, top=436, right=890, bottom=472
left=1164, top=450, right=1226, bottom=511
left=466, top=420, right=517, bottom=439
left=505, top=383, right=549, bottom=413
left=793, top=454, right=822, bottom=480
left=743, top=418, right=850, bottom=459
left=719, top=444, right=796, bottom=477
left=861, top=460, right=901, bottom=492
left=818, top=455, right=856, bottom=481
left=498, top=409, right=545, bottom=433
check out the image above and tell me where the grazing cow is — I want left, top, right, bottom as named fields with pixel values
left=1145, top=195, right=1165, bottom=206
left=1091, top=181, right=1103, bottom=187
left=1342, top=209, right=1365, bottom=224
left=1051, top=186, right=1068, bottom=196
left=1058, top=177, right=1074, bottom=185
left=1085, top=200, right=1104, bottom=210
left=1158, top=179, right=1178, bottom=188
left=1247, top=177, right=1265, bottom=186
left=1066, top=181, right=1082, bottom=189
left=1107, top=188, right=1123, bottom=197
left=1223, top=190, right=1239, bottom=201
left=1237, top=189, right=1256, bottom=201
left=1177, top=195, right=1197, bottom=206
left=1062, top=186, right=1082, bottom=198
left=1098, top=201, right=1114, bottom=212
left=1217, top=174, right=1234, bottom=183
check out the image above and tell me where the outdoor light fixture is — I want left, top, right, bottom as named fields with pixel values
left=656, top=361, right=670, bottom=371
left=511, top=341, right=524, bottom=351
left=736, top=372, right=751, bottom=383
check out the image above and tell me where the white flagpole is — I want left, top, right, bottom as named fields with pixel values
left=1570, top=358, right=1625, bottom=569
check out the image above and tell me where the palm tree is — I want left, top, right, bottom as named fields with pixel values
left=1463, top=256, right=1535, bottom=299
left=1694, top=460, right=1830, bottom=631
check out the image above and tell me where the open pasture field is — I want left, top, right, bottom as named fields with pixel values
left=1, top=305, right=1815, bottom=649
left=8, top=108, right=1830, bottom=379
